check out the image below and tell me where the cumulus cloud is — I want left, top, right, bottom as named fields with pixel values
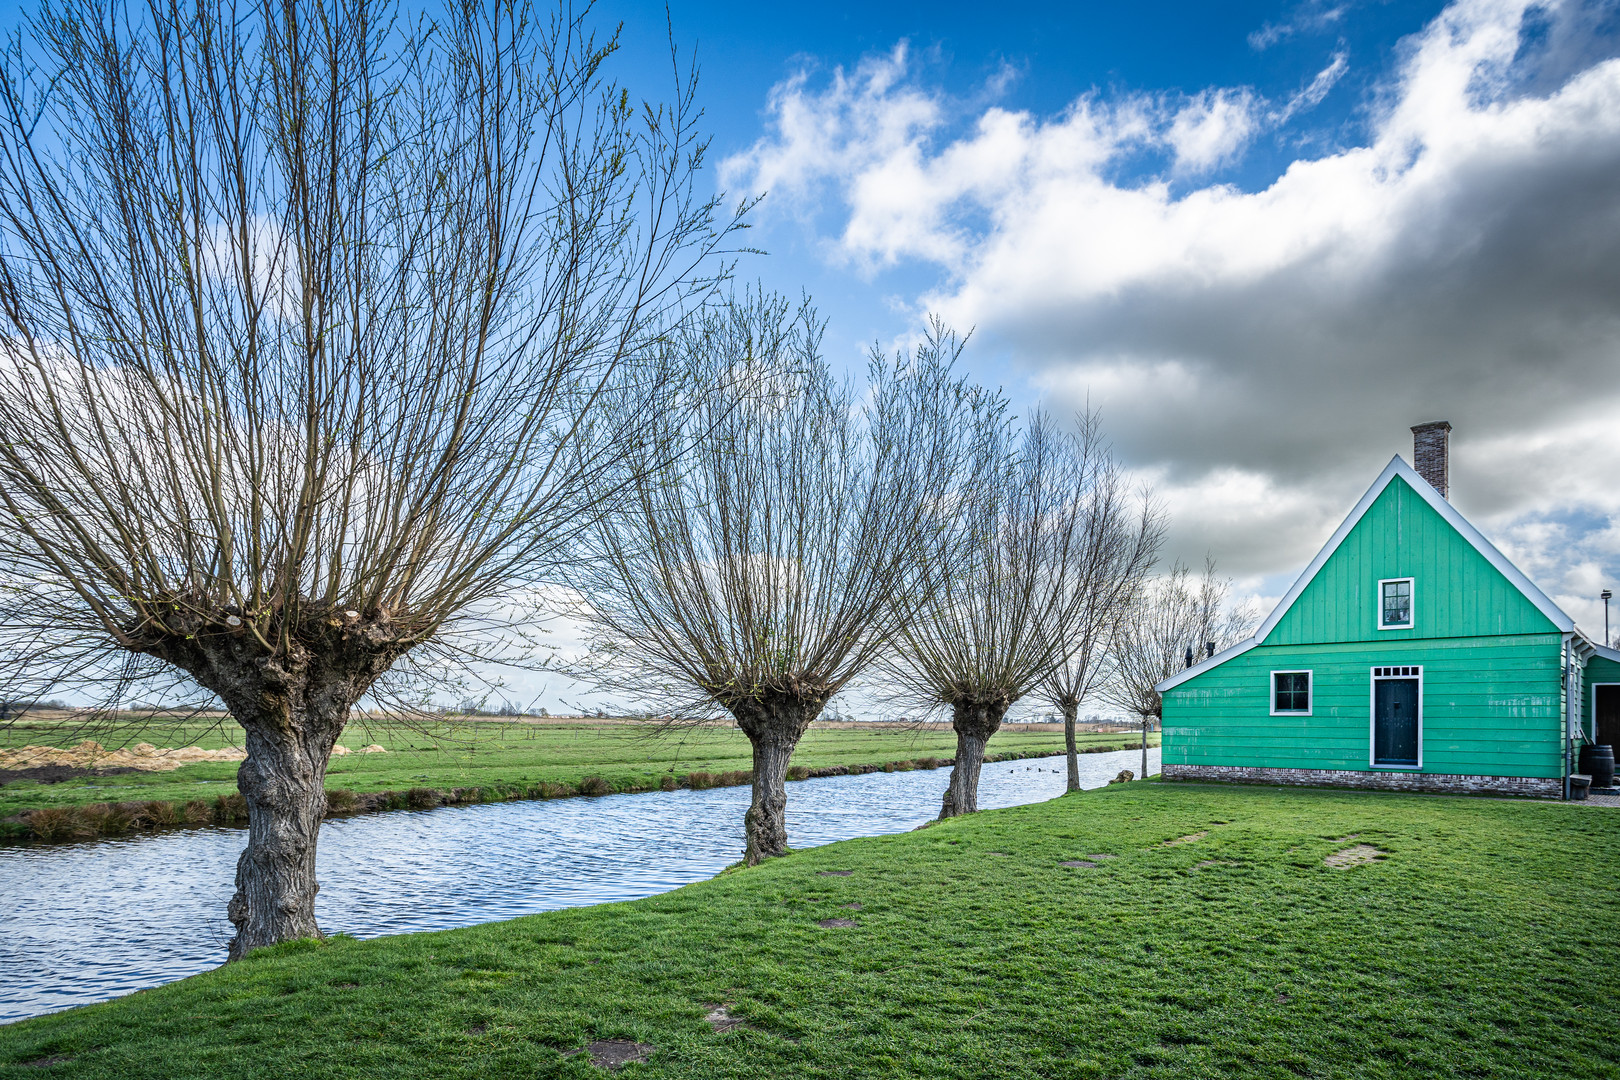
left=725, top=0, right=1620, bottom=638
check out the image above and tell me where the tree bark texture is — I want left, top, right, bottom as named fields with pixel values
left=939, top=695, right=1011, bottom=818
left=1141, top=717, right=1150, bottom=782
left=1060, top=699, right=1080, bottom=792
left=132, top=606, right=413, bottom=958
left=730, top=688, right=828, bottom=865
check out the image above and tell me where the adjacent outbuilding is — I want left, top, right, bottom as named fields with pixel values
left=1157, top=422, right=1620, bottom=798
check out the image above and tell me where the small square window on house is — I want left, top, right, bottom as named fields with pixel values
left=1380, top=578, right=1412, bottom=629
left=1272, top=671, right=1311, bottom=714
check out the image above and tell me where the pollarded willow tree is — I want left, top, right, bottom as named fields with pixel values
left=571, top=301, right=991, bottom=864
left=1101, top=559, right=1255, bottom=778
left=0, top=0, right=738, bottom=956
left=1038, top=416, right=1162, bottom=792
left=884, top=410, right=1113, bottom=819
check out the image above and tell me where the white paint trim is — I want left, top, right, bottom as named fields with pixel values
left=1591, top=683, right=1620, bottom=742
left=1376, top=577, right=1415, bottom=631
left=1370, top=665, right=1424, bottom=769
left=1154, top=637, right=1259, bottom=693
left=1587, top=640, right=1620, bottom=664
left=1254, top=456, right=1573, bottom=643
left=1156, top=454, right=1576, bottom=696
left=1269, top=670, right=1313, bottom=716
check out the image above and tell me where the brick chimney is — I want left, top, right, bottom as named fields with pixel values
left=1411, top=421, right=1452, bottom=498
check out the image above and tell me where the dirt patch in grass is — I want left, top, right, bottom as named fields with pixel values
left=840, top=903, right=862, bottom=910
left=19, top=1056, right=74, bottom=1068
left=1164, top=831, right=1208, bottom=846
left=1059, top=860, right=1098, bottom=869
left=816, top=918, right=858, bottom=929
left=817, top=870, right=852, bottom=876
left=571, top=1039, right=653, bottom=1071
left=703, top=1005, right=749, bottom=1033
left=1087, top=853, right=1117, bottom=859
left=1193, top=859, right=1238, bottom=870
left=1324, top=844, right=1386, bottom=868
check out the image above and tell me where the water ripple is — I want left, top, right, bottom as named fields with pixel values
left=0, top=747, right=1157, bottom=1023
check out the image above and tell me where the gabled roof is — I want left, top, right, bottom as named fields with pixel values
left=1156, top=455, right=1576, bottom=694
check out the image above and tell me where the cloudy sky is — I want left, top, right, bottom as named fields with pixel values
left=509, top=0, right=1620, bottom=712
left=617, top=0, right=1617, bottom=612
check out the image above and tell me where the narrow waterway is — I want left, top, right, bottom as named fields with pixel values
left=0, top=747, right=1159, bottom=1024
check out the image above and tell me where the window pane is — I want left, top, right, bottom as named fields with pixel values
left=1382, top=580, right=1410, bottom=625
left=1274, top=672, right=1309, bottom=712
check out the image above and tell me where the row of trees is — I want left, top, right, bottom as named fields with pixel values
left=0, top=0, right=1247, bottom=956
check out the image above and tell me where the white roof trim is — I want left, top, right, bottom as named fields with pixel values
left=1155, top=637, right=1259, bottom=693
left=1585, top=638, right=1620, bottom=665
left=1156, top=454, right=1574, bottom=695
left=1252, top=456, right=1572, bottom=642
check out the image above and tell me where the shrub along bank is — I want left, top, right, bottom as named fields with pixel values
left=0, top=782, right=1613, bottom=1078
left=1, top=720, right=1154, bottom=841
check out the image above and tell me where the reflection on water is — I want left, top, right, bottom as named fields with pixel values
left=0, top=746, right=1158, bottom=1023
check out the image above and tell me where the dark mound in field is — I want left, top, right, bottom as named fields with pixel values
left=0, top=765, right=142, bottom=786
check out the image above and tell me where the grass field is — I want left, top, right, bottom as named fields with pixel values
left=1, top=781, right=1613, bottom=1078
left=0, top=717, right=1153, bottom=838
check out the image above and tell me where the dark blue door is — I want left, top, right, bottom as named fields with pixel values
left=1374, top=678, right=1419, bottom=766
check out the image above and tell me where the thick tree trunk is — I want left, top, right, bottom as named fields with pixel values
left=939, top=695, right=1010, bottom=819
left=730, top=688, right=828, bottom=865
left=225, top=709, right=344, bottom=959
left=1061, top=699, right=1080, bottom=792
left=134, top=606, right=411, bottom=959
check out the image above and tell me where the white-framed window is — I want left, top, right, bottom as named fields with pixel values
left=1378, top=577, right=1414, bottom=630
left=1270, top=670, right=1312, bottom=715
left=1369, top=665, right=1423, bottom=769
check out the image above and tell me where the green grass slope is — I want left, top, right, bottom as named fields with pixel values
left=6, top=782, right=1612, bottom=1079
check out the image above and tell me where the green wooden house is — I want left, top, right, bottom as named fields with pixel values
left=1156, top=422, right=1620, bottom=798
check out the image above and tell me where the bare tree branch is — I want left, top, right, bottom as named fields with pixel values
left=568, top=297, right=989, bottom=863
left=0, top=0, right=739, bottom=955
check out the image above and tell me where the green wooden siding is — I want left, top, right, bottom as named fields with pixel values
left=1163, top=634, right=1565, bottom=777
left=1266, top=476, right=1558, bottom=645
left=1584, top=655, right=1620, bottom=739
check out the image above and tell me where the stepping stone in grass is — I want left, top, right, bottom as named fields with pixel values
left=704, top=1005, right=749, bottom=1033
left=1324, top=844, right=1386, bottom=868
left=1164, top=831, right=1208, bottom=846
left=1087, top=854, right=1117, bottom=859
left=567, top=1039, right=653, bottom=1072
left=817, top=918, right=859, bottom=928
left=817, top=870, right=853, bottom=876
left=841, top=902, right=862, bottom=910
left=1058, top=860, right=1098, bottom=869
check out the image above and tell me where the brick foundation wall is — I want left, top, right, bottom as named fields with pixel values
left=1162, top=763, right=1561, bottom=798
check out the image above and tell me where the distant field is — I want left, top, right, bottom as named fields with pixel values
left=0, top=715, right=1156, bottom=833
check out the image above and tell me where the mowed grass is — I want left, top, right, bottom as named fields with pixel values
left=2, top=782, right=1615, bottom=1079
left=0, top=718, right=1146, bottom=821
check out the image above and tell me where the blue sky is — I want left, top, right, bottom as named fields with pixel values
left=582, top=0, right=1619, bottom=595
left=519, top=0, right=1620, bottom=714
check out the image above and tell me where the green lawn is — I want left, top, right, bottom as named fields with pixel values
left=2, top=782, right=1614, bottom=1078
left=0, top=718, right=1149, bottom=833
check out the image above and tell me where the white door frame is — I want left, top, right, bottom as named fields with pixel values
left=1370, top=665, right=1423, bottom=769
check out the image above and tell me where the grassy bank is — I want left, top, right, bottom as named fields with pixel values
left=2, top=782, right=1614, bottom=1078
left=0, top=719, right=1154, bottom=841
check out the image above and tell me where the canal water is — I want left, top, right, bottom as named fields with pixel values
left=0, top=747, right=1158, bottom=1023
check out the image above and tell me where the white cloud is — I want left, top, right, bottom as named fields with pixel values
left=725, top=0, right=1620, bottom=633
left=1249, top=1, right=1350, bottom=51
left=1167, top=89, right=1261, bottom=173
left=1276, top=50, right=1350, bottom=122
